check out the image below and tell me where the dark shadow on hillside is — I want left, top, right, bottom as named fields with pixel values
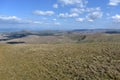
left=7, top=41, right=25, bottom=44
left=0, top=39, right=10, bottom=41
left=105, top=31, right=120, bottom=34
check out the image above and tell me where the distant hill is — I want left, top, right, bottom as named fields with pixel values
left=72, top=29, right=120, bottom=33
left=0, top=29, right=120, bottom=44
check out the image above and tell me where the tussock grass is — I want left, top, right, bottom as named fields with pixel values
left=0, top=42, right=120, bottom=80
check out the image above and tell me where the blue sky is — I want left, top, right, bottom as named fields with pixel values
left=0, top=0, right=120, bottom=30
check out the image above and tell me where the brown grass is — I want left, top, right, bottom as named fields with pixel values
left=0, top=42, right=120, bottom=80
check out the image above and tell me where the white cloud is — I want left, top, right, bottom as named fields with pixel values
left=53, top=4, right=58, bottom=8
left=70, top=7, right=101, bottom=15
left=54, top=22, right=61, bottom=25
left=0, top=15, right=43, bottom=25
left=0, top=15, right=21, bottom=21
left=0, top=15, right=22, bottom=24
left=87, top=19, right=94, bottom=22
left=112, top=14, right=120, bottom=23
left=70, top=8, right=85, bottom=14
left=58, top=13, right=79, bottom=18
left=0, top=15, right=61, bottom=27
left=53, top=19, right=57, bottom=21
left=109, top=0, right=120, bottom=6
left=86, top=11, right=103, bottom=22
left=69, top=13, right=79, bottom=17
left=42, top=22, right=61, bottom=26
left=58, top=13, right=65, bottom=18
left=33, top=10, right=54, bottom=16
left=32, top=21, right=43, bottom=24
left=58, top=0, right=87, bottom=7
left=76, top=18, right=84, bottom=22
left=86, top=7, right=101, bottom=12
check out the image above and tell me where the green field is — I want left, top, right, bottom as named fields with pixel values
left=0, top=42, right=120, bottom=80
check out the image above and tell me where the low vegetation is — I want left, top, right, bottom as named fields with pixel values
left=0, top=42, right=120, bottom=80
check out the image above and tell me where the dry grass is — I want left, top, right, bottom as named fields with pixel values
left=0, top=42, right=120, bottom=80
left=84, top=33, right=120, bottom=42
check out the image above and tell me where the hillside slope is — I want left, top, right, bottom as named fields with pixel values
left=0, top=42, right=120, bottom=80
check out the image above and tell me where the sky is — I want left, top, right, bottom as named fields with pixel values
left=0, top=0, right=120, bottom=30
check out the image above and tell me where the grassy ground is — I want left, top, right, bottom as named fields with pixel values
left=0, top=42, right=120, bottom=80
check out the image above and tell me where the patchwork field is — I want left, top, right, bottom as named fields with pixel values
left=0, top=42, right=120, bottom=80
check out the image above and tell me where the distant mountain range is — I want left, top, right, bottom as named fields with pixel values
left=0, top=29, right=120, bottom=44
left=72, top=29, right=120, bottom=33
left=0, top=28, right=120, bottom=33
